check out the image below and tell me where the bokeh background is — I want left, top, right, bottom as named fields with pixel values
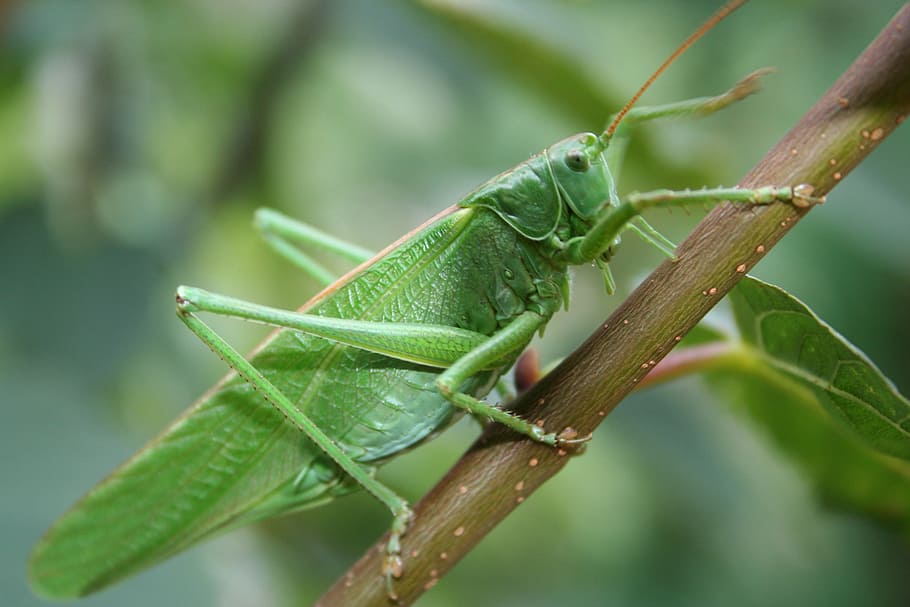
left=2, top=1, right=909, bottom=605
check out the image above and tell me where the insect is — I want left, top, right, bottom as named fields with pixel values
left=28, top=0, right=821, bottom=600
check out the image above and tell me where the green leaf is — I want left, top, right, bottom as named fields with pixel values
left=729, top=276, right=910, bottom=461
left=690, top=276, right=910, bottom=538
left=704, top=369, right=910, bottom=539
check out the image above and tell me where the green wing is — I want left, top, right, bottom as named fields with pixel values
left=29, top=205, right=544, bottom=598
left=27, top=208, right=473, bottom=599
left=28, top=335, right=352, bottom=599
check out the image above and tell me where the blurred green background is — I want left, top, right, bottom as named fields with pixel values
left=3, top=0, right=909, bottom=605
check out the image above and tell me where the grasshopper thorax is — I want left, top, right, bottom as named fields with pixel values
left=461, top=132, right=614, bottom=245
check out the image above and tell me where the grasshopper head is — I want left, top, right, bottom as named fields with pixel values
left=546, top=133, right=614, bottom=224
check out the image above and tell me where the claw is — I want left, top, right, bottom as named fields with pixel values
left=382, top=507, right=413, bottom=601
left=382, top=554, right=404, bottom=601
left=728, top=67, right=776, bottom=100
left=555, top=427, right=593, bottom=452
left=792, top=184, right=826, bottom=208
left=382, top=554, right=404, bottom=579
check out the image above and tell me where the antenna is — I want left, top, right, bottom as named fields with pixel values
left=602, top=0, right=747, bottom=140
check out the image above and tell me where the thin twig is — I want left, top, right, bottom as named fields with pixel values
left=317, top=5, right=910, bottom=606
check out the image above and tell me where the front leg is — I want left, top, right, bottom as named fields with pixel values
left=563, top=184, right=824, bottom=265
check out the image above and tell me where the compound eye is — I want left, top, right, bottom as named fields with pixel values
left=565, top=149, right=590, bottom=172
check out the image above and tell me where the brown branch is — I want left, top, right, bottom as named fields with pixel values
left=316, top=5, right=910, bottom=606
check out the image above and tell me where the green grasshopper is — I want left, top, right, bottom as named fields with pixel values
left=29, top=0, right=821, bottom=600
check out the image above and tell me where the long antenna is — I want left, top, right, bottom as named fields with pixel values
left=603, top=0, right=747, bottom=139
